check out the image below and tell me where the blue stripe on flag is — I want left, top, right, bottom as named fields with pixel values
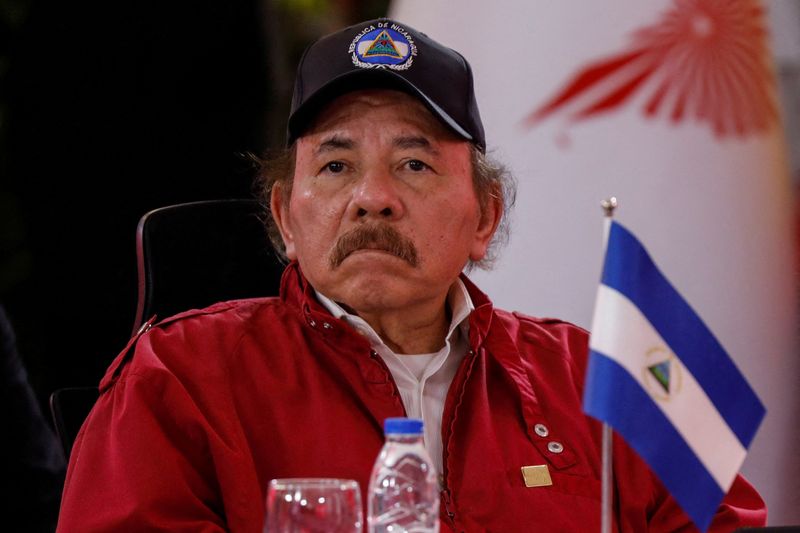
left=584, top=350, right=724, bottom=532
left=601, top=221, right=765, bottom=447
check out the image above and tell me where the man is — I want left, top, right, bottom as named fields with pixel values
left=57, top=18, right=765, bottom=532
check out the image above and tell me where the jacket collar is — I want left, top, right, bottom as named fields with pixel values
left=459, top=271, right=495, bottom=350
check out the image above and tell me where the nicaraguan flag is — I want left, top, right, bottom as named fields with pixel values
left=583, top=221, right=765, bottom=532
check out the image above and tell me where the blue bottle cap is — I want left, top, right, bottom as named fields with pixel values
left=384, top=417, right=424, bottom=435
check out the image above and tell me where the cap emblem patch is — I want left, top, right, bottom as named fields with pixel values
left=349, top=22, right=416, bottom=70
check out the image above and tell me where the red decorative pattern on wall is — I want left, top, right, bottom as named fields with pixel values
left=525, top=0, right=778, bottom=137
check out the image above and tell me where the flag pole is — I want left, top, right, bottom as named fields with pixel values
left=600, top=196, right=617, bottom=533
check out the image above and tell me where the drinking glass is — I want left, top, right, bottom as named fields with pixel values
left=264, top=478, right=363, bottom=533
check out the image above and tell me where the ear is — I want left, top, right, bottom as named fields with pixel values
left=469, top=192, right=502, bottom=262
left=270, top=183, right=297, bottom=261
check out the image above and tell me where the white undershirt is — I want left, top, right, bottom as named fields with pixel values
left=315, top=280, right=473, bottom=476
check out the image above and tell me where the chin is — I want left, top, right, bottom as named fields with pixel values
left=328, top=269, right=414, bottom=311
left=339, top=268, right=408, bottom=292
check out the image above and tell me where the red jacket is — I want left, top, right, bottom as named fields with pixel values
left=58, top=263, right=765, bottom=532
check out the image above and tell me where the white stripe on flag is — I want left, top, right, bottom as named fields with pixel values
left=590, top=284, right=746, bottom=491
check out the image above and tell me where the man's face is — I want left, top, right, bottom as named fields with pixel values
left=272, top=89, right=498, bottom=316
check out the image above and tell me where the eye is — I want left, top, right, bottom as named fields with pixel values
left=322, top=161, right=346, bottom=174
left=405, top=159, right=430, bottom=172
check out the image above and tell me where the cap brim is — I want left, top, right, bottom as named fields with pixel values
left=287, top=68, right=474, bottom=146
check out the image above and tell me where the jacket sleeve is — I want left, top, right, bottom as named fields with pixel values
left=644, top=468, right=766, bottom=531
left=56, top=325, right=263, bottom=533
left=708, top=475, right=767, bottom=531
left=56, top=371, right=230, bottom=532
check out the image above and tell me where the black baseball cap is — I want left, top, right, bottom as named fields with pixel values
left=287, top=18, right=486, bottom=151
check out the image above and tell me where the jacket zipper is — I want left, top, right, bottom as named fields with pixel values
left=368, top=349, right=408, bottom=416
left=438, top=347, right=480, bottom=532
left=369, top=347, right=472, bottom=531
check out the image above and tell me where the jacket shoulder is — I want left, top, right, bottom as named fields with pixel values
left=503, top=309, right=589, bottom=355
left=493, top=309, right=591, bottom=383
left=100, top=297, right=287, bottom=390
left=153, top=296, right=281, bottom=327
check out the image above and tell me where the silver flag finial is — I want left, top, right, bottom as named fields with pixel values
left=601, top=197, right=618, bottom=217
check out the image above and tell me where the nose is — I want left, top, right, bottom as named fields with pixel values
left=350, top=169, right=404, bottom=221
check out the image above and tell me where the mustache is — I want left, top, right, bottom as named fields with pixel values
left=329, top=225, right=418, bottom=268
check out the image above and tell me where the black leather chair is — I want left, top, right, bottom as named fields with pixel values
left=50, top=198, right=284, bottom=456
left=132, top=198, right=283, bottom=333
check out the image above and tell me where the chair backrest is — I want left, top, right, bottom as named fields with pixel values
left=51, top=198, right=284, bottom=455
left=132, top=198, right=284, bottom=333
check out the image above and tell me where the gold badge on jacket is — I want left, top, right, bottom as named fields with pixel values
left=521, top=465, right=553, bottom=487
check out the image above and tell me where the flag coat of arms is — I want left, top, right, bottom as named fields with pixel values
left=583, top=220, right=765, bottom=531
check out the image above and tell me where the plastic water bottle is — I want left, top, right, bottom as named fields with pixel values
left=367, top=417, right=440, bottom=532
